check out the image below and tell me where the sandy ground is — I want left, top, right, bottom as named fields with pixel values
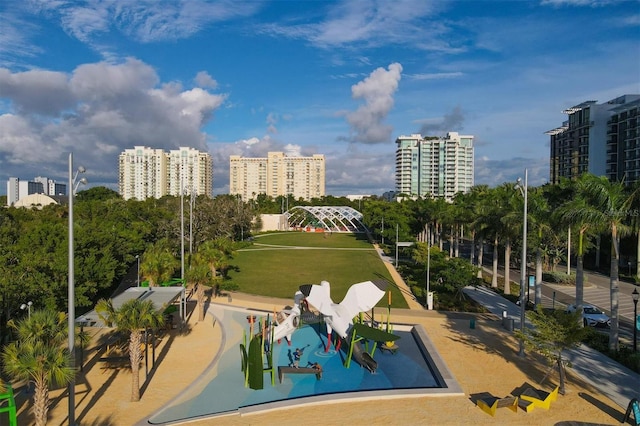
left=10, top=292, right=632, bottom=426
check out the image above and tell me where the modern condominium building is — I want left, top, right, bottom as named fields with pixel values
left=229, top=151, right=325, bottom=201
left=547, top=94, right=640, bottom=185
left=6, top=176, right=66, bottom=206
left=395, top=132, right=474, bottom=201
left=118, top=146, right=212, bottom=200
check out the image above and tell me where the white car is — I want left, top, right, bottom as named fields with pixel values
left=566, top=304, right=611, bottom=328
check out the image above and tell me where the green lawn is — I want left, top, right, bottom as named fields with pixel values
left=227, top=232, right=408, bottom=308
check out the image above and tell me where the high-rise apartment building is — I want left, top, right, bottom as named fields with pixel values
left=395, top=132, right=474, bottom=201
left=166, top=147, right=214, bottom=197
left=547, top=94, right=640, bottom=185
left=118, top=146, right=212, bottom=200
left=606, top=97, right=640, bottom=184
left=6, top=176, right=66, bottom=206
left=230, top=152, right=325, bottom=201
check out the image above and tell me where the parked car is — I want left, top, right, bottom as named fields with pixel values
left=566, top=304, right=611, bottom=328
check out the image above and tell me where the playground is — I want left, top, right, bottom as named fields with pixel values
left=27, top=289, right=624, bottom=425
left=147, top=283, right=461, bottom=424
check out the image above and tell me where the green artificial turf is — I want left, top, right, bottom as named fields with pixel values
left=228, top=232, right=408, bottom=308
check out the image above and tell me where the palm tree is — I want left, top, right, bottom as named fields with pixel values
left=198, top=238, right=235, bottom=298
left=573, top=174, right=638, bottom=350
left=96, top=298, right=164, bottom=402
left=140, top=239, right=179, bottom=287
left=2, top=309, right=74, bottom=426
left=527, top=187, right=553, bottom=307
left=186, top=254, right=214, bottom=321
left=556, top=175, right=599, bottom=322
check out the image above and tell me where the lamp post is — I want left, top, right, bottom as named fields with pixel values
left=20, top=301, right=32, bottom=318
left=68, top=152, right=86, bottom=426
left=136, top=254, right=140, bottom=287
left=633, top=288, right=639, bottom=353
left=514, top=168, right=528, bottom=358
left=426, top=238, right=431, bottom=310
left=189, top=186, right=195, bottom=255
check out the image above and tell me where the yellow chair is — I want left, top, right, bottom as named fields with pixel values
left=519, top=385, right=559, bottom=410
left=477, top=395, right=519, bottom=416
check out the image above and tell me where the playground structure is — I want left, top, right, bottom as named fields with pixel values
left=240, top=279, right=400, bottom=389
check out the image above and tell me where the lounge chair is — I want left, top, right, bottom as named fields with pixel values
left=519, top=385, right=559, bottom=410
left=477, top=395, right=519, bottom=416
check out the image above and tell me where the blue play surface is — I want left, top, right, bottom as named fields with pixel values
left=148, top=305, right=441, bottom=424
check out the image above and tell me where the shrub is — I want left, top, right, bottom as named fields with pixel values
left=542, top=271, right=576, bottom=285
left=582, top=329, right=639, bottom=374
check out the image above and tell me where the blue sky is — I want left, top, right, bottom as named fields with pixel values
left=1, top=0, right=639, bottom=196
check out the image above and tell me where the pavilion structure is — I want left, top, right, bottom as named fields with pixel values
left=286, top=206, right=367, bottom=233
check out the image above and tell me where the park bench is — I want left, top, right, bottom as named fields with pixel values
left=477, top=395, right=519, bottom=416
left=277, top=366, right=322, bottom=383
left=98, top=356, right=130, bottom=369
left=519, top=385, right=559, bottom=410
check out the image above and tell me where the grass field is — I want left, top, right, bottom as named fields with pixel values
left=227, top=232, right=408, bottom=308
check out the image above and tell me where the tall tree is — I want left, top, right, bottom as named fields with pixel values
left=2, top=310, right=74, bottom=426
left=96, top=298, right=164, bottom=402
left=575, top=174, right=638, bottom=350
left=140, top=239, right=179, bottom=287
left=198, top=238, right=235, bottom=298
left=185, top=253, right=214, bottom=322
left=515, top=307, right=587, bottom=395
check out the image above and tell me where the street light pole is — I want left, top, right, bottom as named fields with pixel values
left=515, top=168, right=528, bottom=358
left=633, top=288, right=639, bottom=353
left=426, top=238, right=431, bottom=310
left=189, top=187, right=194, bottom=255
left=136, top=254, right=140, bottom=287
left=21, top=301, right=32, bottom=319
left=68, top=152, right=86, bottom=426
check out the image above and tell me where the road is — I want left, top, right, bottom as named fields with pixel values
left=455, top=241, right=639, bottom=344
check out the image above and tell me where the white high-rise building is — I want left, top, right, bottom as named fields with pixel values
left=395, top=132, right=474, bottom=201
left=167, top=147, right=214, bottom=197
left=230, top=151, right=325, bottom=201
left=118, top=146, right=212, bottom=201
left=6, top=176, right=66, bottom=206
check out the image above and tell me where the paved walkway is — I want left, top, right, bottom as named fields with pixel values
left=373, top=244, right=425, bottom=310
left=463, top=285, right=640, bottom=411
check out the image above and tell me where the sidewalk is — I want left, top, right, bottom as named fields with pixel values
left=463, top=285, right=640, bottom=411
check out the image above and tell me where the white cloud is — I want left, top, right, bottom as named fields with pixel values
left=194, top=71, right=217, bottom=89
left=0, top=68, right=75, bottom=115
left=259, top=0, right=446, bottom=50
left=344, top=62, right=402, bottom=144
left=0, top=57, right=227, bottom=183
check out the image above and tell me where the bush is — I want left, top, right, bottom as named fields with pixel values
left=542, top=271, right=576, bottom=285
left=582, top=329, right=640, bottom=374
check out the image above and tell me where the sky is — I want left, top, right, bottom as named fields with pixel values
left=0, top=0, right=639, bottom=197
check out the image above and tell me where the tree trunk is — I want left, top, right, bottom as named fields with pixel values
left=449, top=227, right=454, bottom=257
left=197, top=284, right=206, bottom=322
left=477, top=238, right=484, bottom=279
left=609, top=231, right=620, bottom=352
left=492, top=236, right=498, bottom=288
left=504, top=239, right=511, bottom=295
left=130, top=330, right=143, bottom=402
left=34, top=378, right=49, bottom=426
left=535, top=247, right=542, bottom=307
left=470, top=231, right=476, bottom=266
left=595, top=235, right=601, bottom=269
left=576, top=255, right=584, bottom=318
left=557, top=356, right=566, bottom=396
